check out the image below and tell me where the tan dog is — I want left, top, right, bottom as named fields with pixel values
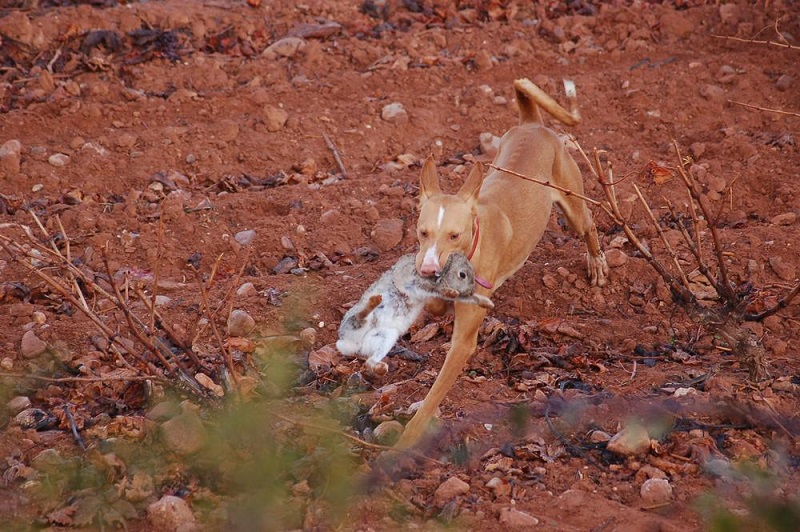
left=395, top=78, right=609, bottom=449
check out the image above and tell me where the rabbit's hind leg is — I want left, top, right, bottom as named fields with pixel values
left=363, top=329, right=401, bottom=376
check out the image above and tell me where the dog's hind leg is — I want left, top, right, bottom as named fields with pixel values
left=552, top=148, right=609, bottom=287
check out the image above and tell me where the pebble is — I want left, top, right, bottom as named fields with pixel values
left=770, top=212, right=796, bottom=226
left=7, top=396, right=32, bottom=415
left=299, top=327, right=316, bottom=348
left=115, top=133, right=138, bottom=149
left=263, top=36, right=306, bottom=59
left=775, top=74, right=792, bottom=92
left=479, top=132, right=500, bottom=157
left=147, top=495, right=196, bottom=531
left=718, top=3, right=740, bottom=25
left=499, top=507, right=540, bottom=527
left=640, top=478, right=672, bottom=506
left=20, top=330, right=48, bottom=359
left=372, top=420, right=404, bottom=445
left=263, top=105, right=288, bottom=132
left=606, top=424, right=651, bottom=456
left=0, top=139, right=22, bottom=175
left=234, top=229, right=256, bottom=246
left=699, top=84, right=725, bottom=100
left=195, top=373, right=224, bottom=397
left=589, top=430, right=612, bottom=443
left=146, top=400, right=180, bottom=422
left=227, top=309, right=256, bottom=337
left=14, top=407, right=57, bottom=430
left=160, top=402, right=206, bottom=456
left=473, top=49, right=493, bottom=71
left=47, top=153, right=70, bottom=167
left=236, top=282, right=258, bottom=297
left=273, top=256, right=299, bottom=274
left=604, top=248, right=629, bottom=268
left=433, top=476, right=470, bottom=507
left=31, top=448, right=65, bottom=473
left=768, top=256, right=796, bottom=281
left=381, top=102, right=408, bottom=124
left=486, top=476, right=511, bottom=498
left=371, top=218, right=404, bottom=251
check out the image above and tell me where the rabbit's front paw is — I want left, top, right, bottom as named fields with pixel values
left=365, top=360, right=389, bottom=376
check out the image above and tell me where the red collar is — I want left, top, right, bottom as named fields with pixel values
left=467, top=216, right=493, bottom=289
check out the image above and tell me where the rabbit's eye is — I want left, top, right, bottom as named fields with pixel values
left=459, top=271, right=467, bottom=279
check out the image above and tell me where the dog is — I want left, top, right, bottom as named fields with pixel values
left=393, top=78, right=609, bottom=449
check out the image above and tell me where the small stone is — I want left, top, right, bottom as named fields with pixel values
left=7, top=396, right=31, bottom=415
left=775, top=75, right=792, bottom=92
left=115, top=133, right=138, bottom=149
left=20, top=330, right=48, bottom=359
left=486, top=476, right=511, bottom=498
left=1, top=358, right=13, bottom=370
left=606, top=424, right=651, bottom=456
left=146, top=400, right=181, bottom=422
left=124, top=471, right=155, bottom=502
left=31, top=448, right=65, bottom=473
left=433, top=476, right=470, bottom=507
left=263, top=37, right=306, bottom=59
left=718, top=3, right=740, bottom=25
left=770, top=213, right=797, bottom=226
left=236, top=282, right=258, bottom=297
left=147, top=495, right=196, bottom=531
left=218, top=119, right=240, bottom=142
left=640, top=478, right=673, bottom=506
left=0, top=139, right=22, bottom=175
left=499, top=507, right=540, bottom=527
left=604, top=248, right=629, bottom=268
left=227, top=309, right=256, bottom=337
left=371, top=218, right=404, bottom=251
left=280, top=236, right=296, bottom=251
left=473, top=49, right=493, bottom=71
left=47, top=153, right=71, bottom=167
left=263, top=105, right=289, bottom=132
left=699, top=84, right=725, bottom=100
left=768, top=256, right=796, bottom=281
left=14, top=408, right=57, bottom=430
left=160, top=402, right=206, bottom=456
left=589, top=430, right=612, bottom=443
left=479, top=132, right=500, bottom=158
left=381, top=102, right=408, bottom=124
left=372, top=420, right=404, bottom=445
left=299, top=327, right=316, bottom=348
left=234, top=229, right=257, bottom=246
left=195, top=373, right=224, bottom=397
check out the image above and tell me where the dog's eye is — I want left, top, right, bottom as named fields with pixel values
left=419, top=230, right=429, bottom=239
left=449, top=233, right=460, bottom=241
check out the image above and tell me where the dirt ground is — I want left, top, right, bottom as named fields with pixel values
left=1, top=0, right=799, bottom=530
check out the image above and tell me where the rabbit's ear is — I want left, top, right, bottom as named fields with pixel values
left=457, top=162, right=485, bottom=207
left=419, top=154, right=441, bottom=202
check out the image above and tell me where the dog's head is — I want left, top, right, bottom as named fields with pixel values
left=415, top=156, right=485, bottom=277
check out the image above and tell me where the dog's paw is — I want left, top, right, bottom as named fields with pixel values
left=587, top=250, right=609, bottom=287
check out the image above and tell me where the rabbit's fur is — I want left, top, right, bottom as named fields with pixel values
left=337, top=253, right=492, bottom=375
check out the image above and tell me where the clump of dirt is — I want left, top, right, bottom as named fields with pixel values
left=0, top=0, right=798, bottom=530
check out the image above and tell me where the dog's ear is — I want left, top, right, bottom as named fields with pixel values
left=419, top=155, right=441, bottom=202
left=457, top=162, right=485, bottom=206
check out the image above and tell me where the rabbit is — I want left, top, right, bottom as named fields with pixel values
left=336, top=252, right=493, bottom=375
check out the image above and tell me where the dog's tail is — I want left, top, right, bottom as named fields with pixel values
left=513, top=78, right=581, bottom=126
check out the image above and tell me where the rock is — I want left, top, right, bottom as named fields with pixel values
left=20, top=330, right=48, bottom=359
left=381, top=102, right=408, bottom=124
left=124, top=471, right=155, bottom=502
left=486, top=476, right=511, bottom=498
left=604, top=248, right=628, bottom=268
left=217, top=119, right=240, bottom=141
left=588, top=430, right=612, bottom=443
left=499, top=507, right=540, bottom=527
left=195, top=373, right=224, bottom=397
left=14, top=408, right=57, bottom=430
left=474, top=49, right=493, bottom=71
left=7, top=396, right=32, bottom=415
left=718, top=3, right=740, bottom=25
left=775, top=74, right=792, bottom=92
left=160, top=402, right=206, bottom=456
left=48, top=153, right=71, bottom=167
left=640, top=478, right=672, bottom=506
left=770, top=212, right=796, bottom=226
left=263, top=105, right=288, bottom=132
left=227, top=309, right=256, bottom=337
left=372, top=420, right=404, bottom=445
left=0, top=12, right=34, bottom=45
left=479, top=132, right=500, bottom=158
left=264, top=37, right=306, bottom=59
left=0, top=139, right=22, bottom=175
left=115, top=133, right=138, bottom=149
left=147, top=495, right=196, bottom=531
left=433, top=476, right=470, bottom=507
left=31, top=448, right=65, bottom=473
left=237, top=282, right=258, bottom=297
left=699, top=84, right=725, bottom=100
left=146, top=400, right=180, bottom=422
left=299, top=327, right=316, bottom=348
left=234, top=229, right=256, bottom=245
left=768, top=256, right=796, bottom=281
left=371, top=218, right=404, bottom=251
left=606, top=424, right=651, bottom=456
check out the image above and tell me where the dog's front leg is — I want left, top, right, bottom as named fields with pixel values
left=394, top=302, right=486, bottom=449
